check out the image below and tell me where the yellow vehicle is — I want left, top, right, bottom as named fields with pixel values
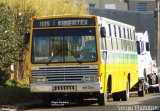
left=27, top=15, right=138, bottom=106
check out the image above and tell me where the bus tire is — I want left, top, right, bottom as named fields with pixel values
left=138, top=82, right=145, bottom=97
left=97, top=93, right=107, bottom=106
left=112, top=93, right=120, bottom=101
left=121, top=80, right=129, bottom=101
left=156, top=75, right=159, bottom=84
left=148, top=87, right=154, bottom=93
left=148, top=75, right=152, bottom=85
left=155, top=86, right=160, bottom=93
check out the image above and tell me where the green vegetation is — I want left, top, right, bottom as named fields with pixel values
left=0, top=0, right=88, bottom=88
left=0, top=0, right=88, bottom=104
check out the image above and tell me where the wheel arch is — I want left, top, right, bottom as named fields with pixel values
left=107, top=75, right=112, bottom=93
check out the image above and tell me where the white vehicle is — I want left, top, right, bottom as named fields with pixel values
left=136, top=31, right=160, bottom=95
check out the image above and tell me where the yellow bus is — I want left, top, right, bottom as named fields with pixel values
left=27, top=15, right=138, bottom=106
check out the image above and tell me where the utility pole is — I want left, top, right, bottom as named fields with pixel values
left=157, top=0, right=160, bottom=67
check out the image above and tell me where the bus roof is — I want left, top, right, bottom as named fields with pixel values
left=32, top=15, right=97, bottom=21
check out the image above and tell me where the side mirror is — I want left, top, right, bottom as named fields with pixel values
left=136, top=41, right=141, bottom=54
left=24, top=32, right=30, bottom=45
left=146, top=42, right=150, bottom=51
left=100, top=27, right=106, bottom=38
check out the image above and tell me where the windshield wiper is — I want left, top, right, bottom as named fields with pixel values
left=46, top=51, right=61, bottom=65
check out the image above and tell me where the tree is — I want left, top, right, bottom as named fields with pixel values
left=0, top=2, right=35, bottom=81
left=0, top=0, right=88, bottom=83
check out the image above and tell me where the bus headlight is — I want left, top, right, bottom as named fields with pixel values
left=83, top=76, right=98, bottom=82
left=30, top=77, right=46, bottom=83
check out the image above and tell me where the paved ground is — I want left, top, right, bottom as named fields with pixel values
left=21, top=93, right=160, bottom=111
left=0, top=92, right=159, bottom=111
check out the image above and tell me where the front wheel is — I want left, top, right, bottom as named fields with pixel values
left=97, top=93, right=107, bottom=106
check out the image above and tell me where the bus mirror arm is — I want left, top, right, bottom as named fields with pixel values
left=24, top=32, right=30, bottom=45
left=100, top=27, right=106, bottom=38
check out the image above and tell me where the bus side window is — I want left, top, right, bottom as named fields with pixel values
left=119, top=27, right=121, bottom=38
left=112, top=38, right=118, bottom=50
left=125, top=40, right=128, bottom=51
left=106, top=38, right=113, bottom=51
left=123, top=28, right=126, bottom=39
left=114, top=25, right=117, bottom=37
left=130, top=41, right=133, bottom=52
left=127, top=29, right=130, bottom=40
left=108, top=24, right=112, bottom=37
left=134, top=41, right=137, bottom=52
left=117, top=39, right=122, bottom=51
left=133, top=30, right=136, bottom=40
left=128, top=41, right=131, bottom=51
left=130, top=30, right=132, bottom=40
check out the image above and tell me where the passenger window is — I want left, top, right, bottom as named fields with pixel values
left=114, top=25, right=117, bottom=37
left=117, top=39, right=122, bottom=51
left=112, top=38, right=117, bottom=50
left=123, top=28, right=126, bottom=38
left=130, top=30, right=132, bottom=40
left=119, top=27, right=121, bottom=38
left=108, top=24, right=111, bottom=36
left=133, top=30, right=136, bottom=40
left=106, top=38, right=113, bottom=51
left=127, top=29, right=130, bottom=40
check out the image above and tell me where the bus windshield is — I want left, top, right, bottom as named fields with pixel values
left=31, top=28, right=97, bottom=64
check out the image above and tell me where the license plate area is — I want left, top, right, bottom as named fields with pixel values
left=53, top=85, right=77, bottom=91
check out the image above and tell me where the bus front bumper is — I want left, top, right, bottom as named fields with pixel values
left=30, top=83, right=100, bottom=93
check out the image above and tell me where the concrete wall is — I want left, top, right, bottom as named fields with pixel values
left=129, top=0, right=156, bottom=11
left=77, top=0, right=128, bottom=10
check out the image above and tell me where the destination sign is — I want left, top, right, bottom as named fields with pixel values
left=33, top=18, right=96, bottom=28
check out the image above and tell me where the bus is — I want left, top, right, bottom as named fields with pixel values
left=27, top=15, right=138, bottom=106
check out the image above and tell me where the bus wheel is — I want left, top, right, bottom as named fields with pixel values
left=97, top=93, right=107, bottom=106
left=112, top=93, right=120, bottom=101
left=156, top=75, right=159, bottom=84
left=138, top=82, right=145, bottom=97
left=148, top=87, right=154, bottom=93
left=121, top=80, right=129, bottom=101
left=155, top=86, right=160, bottom=93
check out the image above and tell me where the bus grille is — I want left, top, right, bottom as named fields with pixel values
left=31, top=66, right=98, bottom=83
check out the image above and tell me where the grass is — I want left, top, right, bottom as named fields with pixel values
left=0, top=87, right=36, bottom=105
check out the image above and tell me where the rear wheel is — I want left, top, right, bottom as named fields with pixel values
left=138, top=82, right=145, bottom=97
left=121, top=80, right=129, bottom=101
left=112, top=93, right=121, bottom=101
left=97, top=93, right=107, bottom=106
